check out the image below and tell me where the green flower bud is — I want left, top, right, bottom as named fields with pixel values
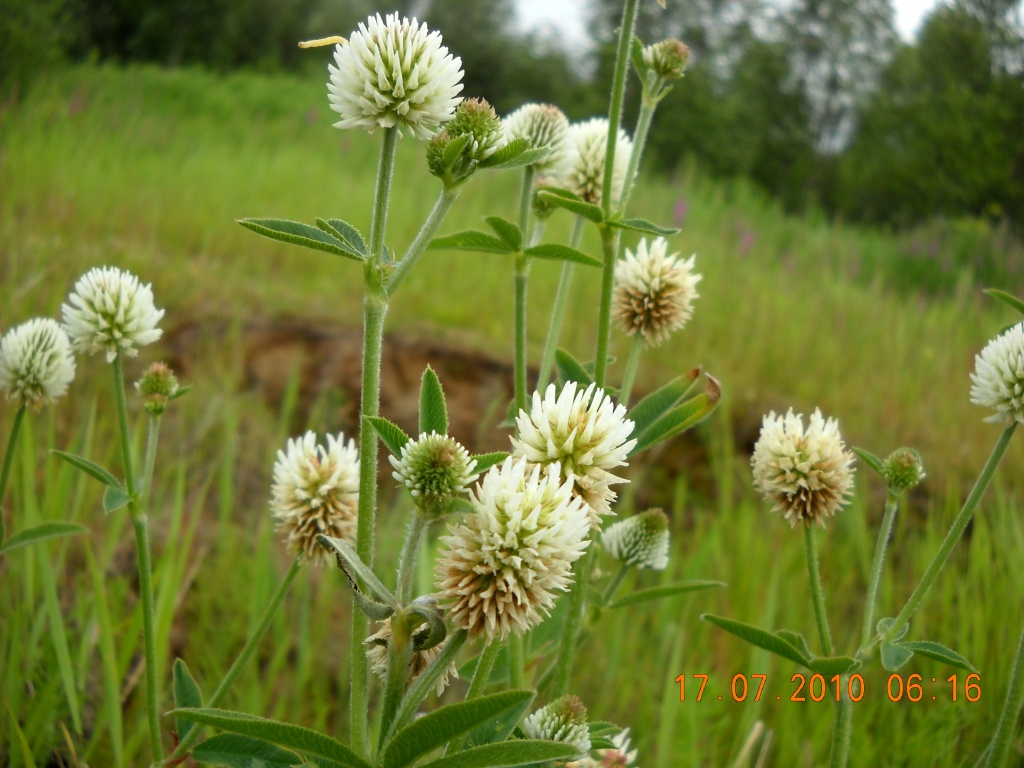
left=882, top=447, right=926, bottom=493
left=642, top=39, right=690, bottom=79
left=427, top=98, right=504, bottom=187
left=389, top=431, right=478, bottom=516
left=135, top=362, right=179, bottom=415
left=603, top=508, right=670, bottom=570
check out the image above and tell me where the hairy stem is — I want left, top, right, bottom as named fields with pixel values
left=141, top=414, right=162, bottom=507
left=829, top=675, right=854, bottom=768
left=553, top=546, right=595, bottom=696
left=379, top=614, right=414, bottom=750
left=860, top=490, right=899, bottom=649
left=396, top=513, right=428, bottom=605
left=594, top=228, right=619, bottom=388
left=619, top=75, right=663, bottom=215
left=0, top=404, right=26, bottom=545
left=986, top=624, right=1024, bottom=767
left=804, top=524, right=833, bottom=656
left=386, top=187, right=459, bottom=297
left=618, top=335, right=644, bottom=407
left=537, top=217, right=585, bottom=390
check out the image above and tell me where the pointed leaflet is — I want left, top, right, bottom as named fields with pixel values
left=628, top=372, right=700, bottom=441
left=419, top=367, right=449, bottom=436
left=702, top=614, right=812, bottom=667
left=315, top=535, right=398, bottom=609
left=0, top=522, right=87, bottom=557
left=417, top=741, right=578, bottom=768
left=172, top=659, right=204, bottom=741
left=441, top=134, right=473, bottom=172
left=877, top=617, right=910, bottom=642
left=316, top=218, right=368, bottom=257
left=103, top=485, right=131, bottom=515
left=606, top=217, right=680, bottom=237
left=523, top=244, right=602, bottom=268
left=807, top=656, right=861, bottom=676
left=898, top=641, right=977, bottom=673
left=852, top=447, right=885, bottom=476
left=535, top=189, right=605, bottom=224
left=366, top=416, right=411, bottom=457
left=462, top=688, right=534, bottom=749
left=631, top=375, right=722, bottom=454
left=477, top=137, right=552, bottom=170
left=774, top=630, right=815, bottom=663
left=470, top=452, right=507, bottom=473
left=984, top=288, right=1024, bottom=317
left=51, top=450, right=121, bottom=489
left=239, top=218, right=364, bottom=261
left=607, top=580, right=725, bottom=609
left=555, top=349, right=594, bottom=388
left=380, top=690, right=535, bottom=768
left=169, top=709, right=372, bottom=768
left=484, top=217, right=523, bottom=252
left=429, top=231, right=514, bottom=254
left=880, top=642, right=915, bottom=671
left=190, top=734, right=302, bottom=767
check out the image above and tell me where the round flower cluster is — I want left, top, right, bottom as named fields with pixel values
left=434, top=458, right=590, bottom=640
left=270, top=431, right=360, bottom=564
left=0, top=319, right=76, bottom=411
left=566, top=728, right=638, bottom=768
left=751, top=409, right=855, bottom=528
left=613, top=237, right=701, bottom=346
left=521, top=695, right=591, bottom=757
left=969, top=322, right=1024, bottom=425
left=602, top=508, right=670, bottom=570
left=565, top=118, right=633, bottom=207
left=328, top=13, right=464, bottom=139
left=503, top=103, right=572, bottom=176
left=389, top=431, right=477, bottom=514
left=365, top=616, right=459, bottom=696
left=61, top=266, right=164, bottom=363
left=512, top=382, right=635, bottom=526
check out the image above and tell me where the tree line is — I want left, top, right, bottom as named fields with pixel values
left=3, top=0, right=1022, bottom=229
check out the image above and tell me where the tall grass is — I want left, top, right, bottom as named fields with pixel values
left=1, top=64, right=1021, bottom=765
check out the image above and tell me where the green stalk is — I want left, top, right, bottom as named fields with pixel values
left=385, top=629, right=467, bottom=745
left=602, top=562, right=629, bottom=606
left=552, top=546, right=595, bottom=696
left=860, top=490, right=899, bottom=648
left=140, top=414, right=162, bottom=507
left=112, top=356, right=163, bottom=764
left=465, top=639, right=501, bottom=702
left=396, top=513, right=428, bottom=605
left=514, top=256, right=529, bottom=414
left=594, top=228, right=618, bottom=388
left=829, top=675, right=854, bottom=768
left=986, top=624, right=1024, bottom=767
left=804, top=524, right=833, bottom=656
left=165, top=559, right=302, bottom=764
left=350, top=125, right=399, bottom=758
left=618, top=335, right=644, bottom=407
left=386, top=187, right=460, bottom=297
left=877, top=424, right=1016, bottom=649
left=0, top=404, right=26, bottom=545
left=537, top=217, right=585, bottom=390
left=379, top=613, right=414, bottom=750
left=618, top=74, right=663, bottom=215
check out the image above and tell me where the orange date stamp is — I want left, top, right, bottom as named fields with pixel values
left=674, top=673, right=981, bottom=703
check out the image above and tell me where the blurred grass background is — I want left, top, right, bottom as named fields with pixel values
left=1, top=64, right=1023, bottom=766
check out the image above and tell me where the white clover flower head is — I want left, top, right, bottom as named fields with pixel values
left=389, top=431, right=478, bottom=514
left=603, top=508, right=670, bottom=570
left=522, top=695, right=591, bottom=757
left=566, top=118, right=633, bottom=207
left=614, top=237, right=701, bottom=346
left=751, top=409, right=855, bottom=528
left=434, top=457, right=590, bottom=641
left=61, top=267, right=164, bottom=363
left=0, top=319, right=76, bottom=411
left=511, top=382, right=636, bottom=526
left=567, top=727, right=639, bottom=768
left=643, top=38, right=690, bottom=79
left=328, top=13, right=464, bottom=139
left=503, top=103, right=572, bottom=176
left=365, top=616, right=459, bottom=696
left=270, top=431, right=359, bottom=564
left=969, top=322, right=1024, bottom=425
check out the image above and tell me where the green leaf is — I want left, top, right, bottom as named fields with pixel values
left=607, top=580, right=725, bottom=609
left=555, top=349, right=594, bottom=388
left=880, top=642, right=915, bottom=671
left=628, top=373, right=700, bottom=441
left=470, top=452, right=508, bottom=473
left=169, top=709, right=372, bottom=768
left=366, top=416, right=411, bottom=457
left=877, top=617, right=910, bottom=642
left=462, top=688, right=534, bottom=749
left=631, top=376, right=722, bottom=454
left=630, top=35, right=646, bottom=76
left=316, top=218, right=368, bottom=257
left=418, top=740, right=578, bottom=768
left=477, top=138, right=551, bottom=170
left=191, top=734, right=303, bottom=767
left=535, top=189, right=604, bottom=223
left=102, top=485, right=131, bottom=515
left=701, top=614, right=812, bottom=667
left=985, top=288, right=1024, bottom=316
left=589, top=722, right=621, bottom=737
left=591, top=737, right=618, bottom=750
left=429, top=230, right=514, bottom=254
left=774, top=630, right=814, bottom=663
left=852, top=447, right=885, bottom=475
left=419, top=367, right=449, bottom=436
left=442, top=498, right=477, bottom=517
left=386, top=630, right=469, bottom=743
left=606, top=217, right=679, bottom=236
left=0, top=522, right=87, bottom=557
left=484, top=217, right=523, bottom=252
left=441, top=134, right=473, bottom=171
left=239, top=218, right=363, bottom=261
left=523, top=243, right=602, bottom=268
left=807, top=656, right=861, bottom=677
left=51, top=450, right=121, bottom=489
left=381, top=690, right=535, bottom=768
left=172, top=659, right=204, bottom=741
left=898, top=641, right=977, bottom=673
left=315, top=535, right=398, bottom=609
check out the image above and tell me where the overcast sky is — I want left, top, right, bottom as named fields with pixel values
left=516, top=0, right=945, bottom=46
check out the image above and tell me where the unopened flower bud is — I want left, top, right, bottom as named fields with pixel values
left=603, top=508, right=670, bottom=570
left=390, top=431, right=477, bottom=516
left=882, top=447, right=925, bottom=493
left=522, top=695, right=591, bottom=757
left=427, top=98, right=504, bottom=186
left=135, top=362, right=179, bottom=415
left=643, top=39, right=689, bottom=79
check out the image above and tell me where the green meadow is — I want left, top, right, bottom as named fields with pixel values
left=1, top=64, right=1022, bottom=766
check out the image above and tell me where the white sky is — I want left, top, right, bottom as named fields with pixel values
left=516, top=0, right=945, bottom=45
